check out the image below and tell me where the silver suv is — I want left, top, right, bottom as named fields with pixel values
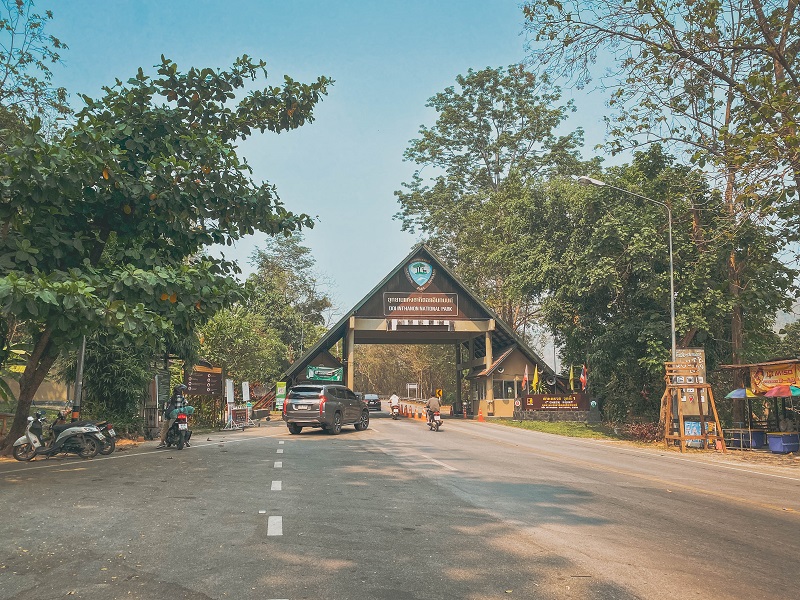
left=283, top=384, right=370, bottom=435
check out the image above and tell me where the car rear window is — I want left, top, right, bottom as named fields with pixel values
left=364, top=394, right=379, bottom=400
left=288, top=387, right=323, bottom=399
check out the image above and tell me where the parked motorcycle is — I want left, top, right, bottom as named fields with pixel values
left=391, top=404, right=400, bottom=420
left=94, top=421, right=117, bottom=455
left=53, top=412, right=117, bottom=455
left=164, top=409, right=193, bottom=450
left=427, top=410, right=443, bottom=432
left=12, top=412, right=105, bottom=461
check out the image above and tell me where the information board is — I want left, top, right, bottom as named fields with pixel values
left=523, top=394, right=590, bottom=411
left=186, top=365, right=223, bottom=396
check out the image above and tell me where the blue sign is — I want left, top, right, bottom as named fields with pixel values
left=408, top=261, right=433, bottom=288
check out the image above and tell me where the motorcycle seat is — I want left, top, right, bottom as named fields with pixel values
left=51, top=422, right=75, bottom=434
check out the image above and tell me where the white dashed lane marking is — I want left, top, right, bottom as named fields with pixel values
left=276, top=448, right=284, bottom=454
left=267, top=516, right=283, bottom=536
left=274, top=461, right=282, bottom=468
left=271, top=480, right=282, bottom=491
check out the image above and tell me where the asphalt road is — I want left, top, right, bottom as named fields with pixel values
left=1, top=408, right=799, bottom=600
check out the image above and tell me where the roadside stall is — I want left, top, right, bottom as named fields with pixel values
left=719, top=360, right=800, bottom=453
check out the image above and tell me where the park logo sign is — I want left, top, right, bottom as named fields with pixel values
left=406, top=260, right=435, bottom=291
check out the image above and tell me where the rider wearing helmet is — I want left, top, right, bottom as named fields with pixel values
left=157, top=384, right=188, bottom=448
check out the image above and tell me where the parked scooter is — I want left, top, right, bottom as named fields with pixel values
left=427, top=410, right=443, bottom=432
left=53, top=412, right=117, bottom=455
left=12, top=412, right=105, bottom=461
left=391, top=404, right=401, bottom=420
left=164, top=410, right=193, bottom=450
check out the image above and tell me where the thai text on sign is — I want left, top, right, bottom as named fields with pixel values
left=383, top=292, right=458, bottom=317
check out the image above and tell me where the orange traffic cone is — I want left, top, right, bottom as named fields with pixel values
left=478, top=408, right=485, bottom=422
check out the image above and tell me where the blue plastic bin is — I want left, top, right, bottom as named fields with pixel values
left=767, top=433, right=799, bottom=454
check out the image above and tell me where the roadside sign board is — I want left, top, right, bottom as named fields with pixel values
left=186, top=365, right=223, bottom=396
left=276, top=381, right=287, bottom=410
left=435, top=388, right=443, bottom=398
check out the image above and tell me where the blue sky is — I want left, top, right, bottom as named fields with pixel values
left=48, top=0, right=609, bottom=322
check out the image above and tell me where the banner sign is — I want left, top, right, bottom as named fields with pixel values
left=225, top=378, right=235, bottom=406
left=523, top=394, right=590, bottom=411
left=275, top=381, right=287, bottom=410
left=750, top=362, right=797, bottom=393
left=306, top=366, right=343, bottom=381
left=383, top=292, right=458, bottom=317
left=186, top=365, right=223, bottom=396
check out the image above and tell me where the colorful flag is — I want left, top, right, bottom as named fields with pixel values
left=569, top=365, right=575, bottom=392
left=580, top=364, right=588, bottom=391
left=522, top=365, right=529, bottom=394
left=532, top=365, right=539, bottom=392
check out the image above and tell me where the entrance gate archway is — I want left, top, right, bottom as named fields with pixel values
left=277, top=244, right=566, bottom=417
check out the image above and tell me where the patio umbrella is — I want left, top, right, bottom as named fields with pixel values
left=763, top=385, right=800, bottom=397
left=725, top=388, right=761, bottom=399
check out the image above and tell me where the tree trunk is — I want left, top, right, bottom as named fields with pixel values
left=0, top=327, right=59, bottom=455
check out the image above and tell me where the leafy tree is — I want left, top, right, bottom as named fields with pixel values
left=777, top=320, right=800, bottom=358
left=523, top=0, right=800, bottom=203
left=0, top=56, right=331, bottom=452
left=198, top=307, right=284, bottom=384
left=0, top=0, right=69, bottom=138
left=523, top=0, right=800, bottom=391
left=510, top=147, right=795, bottom=420
left=395, top=64, right=595, bottom=329
left=246, top=233, right=333, bottom=363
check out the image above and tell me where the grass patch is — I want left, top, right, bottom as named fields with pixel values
left=493, top=419, right=616, bottom=439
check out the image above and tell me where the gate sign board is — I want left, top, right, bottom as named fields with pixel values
left=383, top=292, right=458, bottom=317
left=186, top=365, right=223, bottom=396
left=524, top=394, right=589, bottom=411
left=307, top=365, right=343, bottom=381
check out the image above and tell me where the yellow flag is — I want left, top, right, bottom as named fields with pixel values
left=532, top=365, right=539, bottom=392
left=569, top=365, right=575, bottom=392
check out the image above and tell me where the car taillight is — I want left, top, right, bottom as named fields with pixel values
left=283, top=400, right=287, bottom=415
left=319, top=393, right=327, bottom=416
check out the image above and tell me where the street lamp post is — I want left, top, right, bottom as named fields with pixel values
left=572, top=175, right=676, bottom=363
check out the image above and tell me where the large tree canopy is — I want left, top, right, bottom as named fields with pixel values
left=0, top=55, right=331, bottom=451
left=523, top=0, right=800, bottom=226
left=395, top=64, right=595, bottom=329
left=508, top=146, right=795, bottom=420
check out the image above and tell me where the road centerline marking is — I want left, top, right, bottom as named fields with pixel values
left=267, top=516, right=283, bottom=536
left=274, top=461, right=282, bottom=468
left=271, top=480, right=282, bottom=491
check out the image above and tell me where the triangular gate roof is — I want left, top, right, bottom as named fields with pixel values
left=280, top=243, right=558, bottom=384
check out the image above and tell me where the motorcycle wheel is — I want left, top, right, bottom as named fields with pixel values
left=434, top=421, right=440, bottom=432
left=177, top=430, right=186, bottom=450
left=99, top=437, right=116, bottom=456
left=12, top=443, right=36, bottom=462
left=78, top=437, right=100, bottom=459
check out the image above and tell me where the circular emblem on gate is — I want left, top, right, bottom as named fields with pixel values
left=406, top=260, right=435, bottom=290
left=514, top=399, right=521, bottom=407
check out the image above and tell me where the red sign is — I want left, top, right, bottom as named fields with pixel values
left=523, top=394, right=590, bottom=411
